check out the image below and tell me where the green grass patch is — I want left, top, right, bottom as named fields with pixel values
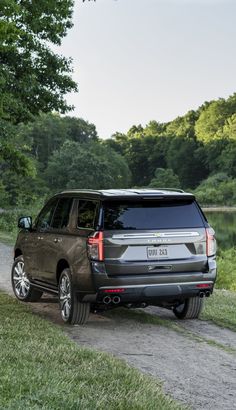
left=216, top=248, right=236, bottom=291
left=0, top=293, right=184, bottom=410
left=0, top=230, right=16, bottom=246
left=201, top=289, right=236, bottom=332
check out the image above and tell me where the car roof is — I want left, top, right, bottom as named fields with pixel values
left=56, top=188, right=195, bottom=200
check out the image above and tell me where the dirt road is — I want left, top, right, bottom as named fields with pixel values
left=1, top=242, right=236, bottom=410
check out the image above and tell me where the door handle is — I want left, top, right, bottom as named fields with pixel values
left=54, top=238, right=62, bottom=243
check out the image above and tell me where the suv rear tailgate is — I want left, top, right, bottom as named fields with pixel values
left=102, top=198, right=208, bottom=277
left=103, top=228, right=208, bottom=275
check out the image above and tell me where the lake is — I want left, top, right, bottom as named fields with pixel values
left=204, top=210, right=236, bottom=251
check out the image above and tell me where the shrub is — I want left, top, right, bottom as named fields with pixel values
left=216, top=248, right=236, bottom=291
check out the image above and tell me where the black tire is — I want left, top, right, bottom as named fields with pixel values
left=11, top=256, right=43, bottom=302
left=173, top=296, right=204, bottom=319
left=58, top=268, right=90, bottom=325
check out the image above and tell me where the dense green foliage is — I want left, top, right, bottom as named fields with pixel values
left=0, top=0, right=77, bottom=178
left=105, top=94, right=236, bottom=203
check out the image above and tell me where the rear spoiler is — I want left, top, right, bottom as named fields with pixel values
left=102, top=194, right=195, bottom=202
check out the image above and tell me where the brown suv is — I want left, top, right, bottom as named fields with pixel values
left=12, top=189, right=217, bottom=325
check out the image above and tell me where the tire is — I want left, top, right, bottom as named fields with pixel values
left=11, top=256, right=43, bottom=302
left=173, top=296, right=204, bottom=319
left=58, top=268, right=90, bottom=325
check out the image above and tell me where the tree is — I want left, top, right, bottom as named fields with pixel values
left=165, top=110, right=199, bottom=139
left=19, top=114, right=98, bottom=167
left=166, top=137, right=207, bottom=188
left=0, top=0, right=77, bottom=176
left=44, top=140, right=131, bottom=191
left=149, top=168, right=180, bottom=189
left=195, top=96, right=236, bottom=143
left=0, top=0, right=77, bottom=123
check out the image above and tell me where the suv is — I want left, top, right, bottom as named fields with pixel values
left=12, top=189, right=217, bottom=325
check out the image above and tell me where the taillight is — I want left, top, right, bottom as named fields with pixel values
left=87, top=231, right=104, bottom=261
left=206, top=228, right=216, bottom=256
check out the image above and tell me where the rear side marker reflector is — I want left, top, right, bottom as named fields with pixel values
left=102, top=288, right=125, bottom=293
left=196, top=283, right=213, bottom=288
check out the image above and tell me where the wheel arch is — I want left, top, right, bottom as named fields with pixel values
left=56, top=259, right=70, bottom=284
left=14, top=248, right=23, bottom=259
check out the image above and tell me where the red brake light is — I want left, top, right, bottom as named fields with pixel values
left=206, top=228, right=216, bottom=257
left=87, top=231, right=104, bottom=261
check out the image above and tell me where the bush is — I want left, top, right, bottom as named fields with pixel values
left=216, top=248, right=236, bottom=291
left=0, top=202, right=45, bottom=235
left=194, top=173, right=236, bottom=205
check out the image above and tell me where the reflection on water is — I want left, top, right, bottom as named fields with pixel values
left=205, top=211, right=236, bottom=250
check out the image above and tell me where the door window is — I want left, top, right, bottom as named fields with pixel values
left=36, top=199, right=58, bottom=231
left=51, top=198, right=73, bottom=230
left=78, top=200, right=98, bottom=229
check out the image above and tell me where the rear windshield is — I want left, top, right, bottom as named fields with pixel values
left=103, top=200, right=204, bottom=230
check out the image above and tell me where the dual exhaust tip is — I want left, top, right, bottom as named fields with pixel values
left=199, top=291, right=211, bottom=298
left=103, top=295, right=120, bottom=305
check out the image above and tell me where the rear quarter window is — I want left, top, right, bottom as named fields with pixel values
left=78, top=200, right=99, bottom=229
left=103, top=200, right=204, bottom=230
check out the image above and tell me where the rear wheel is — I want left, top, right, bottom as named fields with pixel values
left=11, top=256, right=43, bottom=302
left=173, top=296, right=204, bottom=319
left=58, top=269, right=90, bottom=325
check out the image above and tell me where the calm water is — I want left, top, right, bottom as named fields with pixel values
left=204, top=211, right=236, bottom=250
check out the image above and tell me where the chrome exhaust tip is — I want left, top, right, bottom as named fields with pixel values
left=112, top=296, right=121, bottom=304
left=199, top=292, right=205, bottom=298
left=103, top=296, right=111, bottom=305
left=205, top=291, right=210, bottom=297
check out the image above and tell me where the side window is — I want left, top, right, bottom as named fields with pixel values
left=51, top=198, right=73, bottom=230
left=36, top=199, right=58, bottom=231
left=78, top=200, right=98, bottom=229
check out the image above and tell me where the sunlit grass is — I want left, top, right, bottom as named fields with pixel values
left=0, top=292, right=184, bottom=410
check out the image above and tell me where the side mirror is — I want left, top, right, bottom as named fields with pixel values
left=18, top=216, right=32, bottom=230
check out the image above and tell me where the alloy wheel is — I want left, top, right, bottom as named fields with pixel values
left=13, top=261, right=30, bottom=299
left=59, top=273, right=71, bottom=321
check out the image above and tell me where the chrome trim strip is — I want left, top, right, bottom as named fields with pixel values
left=112, top=232, right=200, bottom=239
left=99, top=281, right=213, bottom=290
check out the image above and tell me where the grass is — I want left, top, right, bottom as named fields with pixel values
left=0, top=293, right=184, bottom=410
left=201, top=289, right=236, bottom=332
left=0, top=230, right=16, bottom=246
left=216, top=248, right=236, bottom=291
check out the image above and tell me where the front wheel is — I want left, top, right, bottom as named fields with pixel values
left=173, top=296, right=204, bottom=319
left=11, top=256, right=43, bottom=302
left=58, top=269, right=90, bottom=325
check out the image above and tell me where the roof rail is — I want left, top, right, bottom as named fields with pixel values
left=151, top=188, right=185, bottom=193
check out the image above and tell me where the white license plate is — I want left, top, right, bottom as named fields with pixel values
left=147, top=246, right=169, bottom=259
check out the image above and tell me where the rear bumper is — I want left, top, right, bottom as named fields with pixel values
left=97, top=281, right=214, bottom=304
left=90, top=258, right=217, bottom=304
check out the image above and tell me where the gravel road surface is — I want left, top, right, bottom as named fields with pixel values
left=1, top=242, right=236, bottom=410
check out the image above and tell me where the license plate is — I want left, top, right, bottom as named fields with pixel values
left=147, top=246, right=169, bottom=259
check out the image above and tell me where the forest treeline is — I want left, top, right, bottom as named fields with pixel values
left=1, top=93, right=236, bottom=207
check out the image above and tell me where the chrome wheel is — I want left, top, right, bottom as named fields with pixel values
left=13, top=260, right=30, bottom=298
left=59, top=273, right=71, bottom=321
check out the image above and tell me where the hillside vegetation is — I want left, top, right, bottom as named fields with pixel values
left=0, top=94, right=236, bottom=208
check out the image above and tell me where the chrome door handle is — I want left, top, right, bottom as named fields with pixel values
left=54, top=238, right=62, bottom=243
